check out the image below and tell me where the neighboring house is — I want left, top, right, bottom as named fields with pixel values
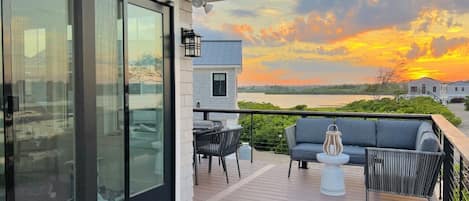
left=407, top=77, right=443, bottom=98
left=406, top=77, right=469, bottom=103
left=193, top=40, right=242, bottom=126
left=447, top=81, right=469, bottom=101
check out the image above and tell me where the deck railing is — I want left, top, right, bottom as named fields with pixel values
left=194, top=108, right=469, bottom=201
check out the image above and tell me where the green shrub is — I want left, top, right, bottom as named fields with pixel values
left=339, top=97, right=462, bottom=126
left=237, top=97, right=462, bottom=155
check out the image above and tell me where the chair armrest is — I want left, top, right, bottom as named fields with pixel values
left=366, top=147, right=444, bottom=157
left=285, top=125, right=297, bottom=153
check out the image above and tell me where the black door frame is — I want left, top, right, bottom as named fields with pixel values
left=0, top=0, right=175, bottom=200
left=125, top=0, right=174, bottom=201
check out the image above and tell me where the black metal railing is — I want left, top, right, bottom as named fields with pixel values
left=433, top=115, right=469, bottom=201
left=194, top=108, right=469, bottom=201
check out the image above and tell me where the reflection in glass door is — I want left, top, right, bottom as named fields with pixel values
left=127, top=3, right=165, bottom=196
left=96, top=0, right=125, bottom=200
left=9, top=0, right=75, bottom=200
left=0, top=5, right=4, bottom=201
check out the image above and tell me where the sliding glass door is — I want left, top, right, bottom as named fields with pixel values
left=6, top=0, right=75, bottom=200
left=0, top=0, right=174, bottom=200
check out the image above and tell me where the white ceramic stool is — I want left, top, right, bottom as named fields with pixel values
left=316, top=153, right=350, bottom=196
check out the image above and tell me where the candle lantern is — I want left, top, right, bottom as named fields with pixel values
left=323, top=124, right=343, bottom=156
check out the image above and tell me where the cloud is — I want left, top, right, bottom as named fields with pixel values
left=258, top=1, right=429, bottom=43
left=262, top=59, right=379, bottom=84
left=239, top=59, right=324, bottom=86
left=222, top=24, right=259, bottom=44
left=406, top=43, right=427, bottom=60
left=430, top=36, right=469, bottom=57
left=194, top=24, right=258, bottom=45
left=194, top=24, right=233, bottom=40
left=316, top=46, right=348, bottom=56
left=230, top=9, right=258, bottom=17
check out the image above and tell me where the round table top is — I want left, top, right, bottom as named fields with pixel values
left=317, top=153, right=350, bottom=165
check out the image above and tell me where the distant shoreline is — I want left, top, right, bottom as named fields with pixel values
left=238, top=83, right=406, bottom=96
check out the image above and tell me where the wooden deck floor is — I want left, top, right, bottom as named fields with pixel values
left=194, top=155, right=434, bottom=201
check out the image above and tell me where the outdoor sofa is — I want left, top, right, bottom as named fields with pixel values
left=285, top=118, right=444, bottom=200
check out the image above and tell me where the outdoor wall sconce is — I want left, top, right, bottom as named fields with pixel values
left=181, top=28, right=201, bottom=57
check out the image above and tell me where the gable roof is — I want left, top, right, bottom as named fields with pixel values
left=193, top=40, right=242, bottom=66
left=409, top=77, right=441, bottom=84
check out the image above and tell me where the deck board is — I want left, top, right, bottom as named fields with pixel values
left=194, top=155, right=433, bottom=201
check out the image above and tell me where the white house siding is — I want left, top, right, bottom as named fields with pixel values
left=447, top=82, right=469, bottom=100
left=174, top=0, right=193, bottom=200
left=193, top=67, right=239, bottom=125
left=407, top=77, right=442, bottom=97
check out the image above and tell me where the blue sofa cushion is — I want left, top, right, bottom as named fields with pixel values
left=290, top=143, right=323, bottom=161
left=343, top=145, right=366, bottom=164
left=376, top=120, right=422, bottom=149
left=415, top=122, right=434, bottom=149
left=417, top=132, right=440, bottom=152
left=336, top=118, right=377, bottom=147
left=291, top=143, right=366, bottom=164
left=296, top=118, right=334, bottom=144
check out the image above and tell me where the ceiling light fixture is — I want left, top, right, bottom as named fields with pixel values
left=192, top=0, right=214, bottom=14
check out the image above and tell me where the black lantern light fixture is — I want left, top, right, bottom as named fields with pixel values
left=181, top=28, right=201, bottom=57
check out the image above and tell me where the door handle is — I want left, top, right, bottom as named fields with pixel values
left=7, top=95, right=19, bottom=114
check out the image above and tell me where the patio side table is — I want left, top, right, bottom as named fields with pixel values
left=317, top=153, right=350, bottom=196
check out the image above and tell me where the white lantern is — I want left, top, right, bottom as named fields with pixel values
left=323, top=124, right=343, bottom=156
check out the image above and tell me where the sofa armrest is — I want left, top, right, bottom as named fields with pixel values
left=285, top=125, right=297, bottom=153
left=365, top=147, right=444, bottom=197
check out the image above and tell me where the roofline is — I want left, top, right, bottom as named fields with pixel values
left=193, top=64, right=242, bottom=67
left=201, top=40, right=242, bottom=43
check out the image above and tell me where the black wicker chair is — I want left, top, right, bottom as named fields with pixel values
left=365, top=147, right=444, bottom=201
left=196, top=128, right=243, bottom=184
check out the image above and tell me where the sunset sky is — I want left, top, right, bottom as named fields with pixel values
left=193, top=0, right=469, bottom=86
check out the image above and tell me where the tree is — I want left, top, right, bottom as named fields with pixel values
left=372, top=62, right=405, bottom=99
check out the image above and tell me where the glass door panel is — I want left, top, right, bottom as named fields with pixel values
left=96, top=0, right=125, bottom=200
left=10, top=0, right=75, bottom=200
left=127, top=3, right=165, bottom=196
left=0, top=5, right=4, bottom=201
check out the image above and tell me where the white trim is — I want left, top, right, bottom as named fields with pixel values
left=210, top=71, right=228, bottom=98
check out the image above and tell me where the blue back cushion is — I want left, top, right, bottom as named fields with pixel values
left=336, top=118, right=377, bottom=147
left=415, top=122, right=434, bottom=149
left=296, top=118, right=334, bottom=144
left=376, top=120, right=422, bottom=149
left=416, top=132, right=440, bottom=152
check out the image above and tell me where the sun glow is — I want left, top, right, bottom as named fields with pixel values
left=196, top=0, right=469, bottom=85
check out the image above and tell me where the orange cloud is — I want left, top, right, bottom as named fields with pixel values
left=197, top=1, right=469, bottom=85
left=222, top=24, right=257, bottom=44
left=239, top=57, right=323, bottom=86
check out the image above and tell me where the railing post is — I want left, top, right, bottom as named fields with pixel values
left=443, top=136, right=454, bottom=201
left=250, top=113, right=253, bottom=163
left=203, top=112, right=209, bottom=120
left=435, top=126, right=443, bottom=200
left=459, top=155, right=463, bottom=201
left=300, top=115, right=308, bottom=169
